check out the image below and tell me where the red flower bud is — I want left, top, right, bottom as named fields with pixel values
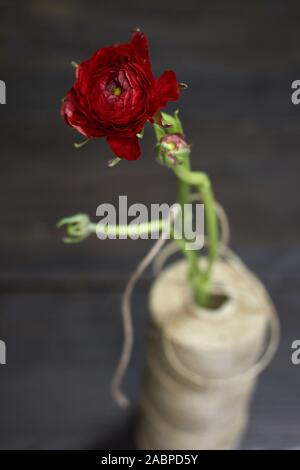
left=158, top=133, right=190, bottom=165
left=161, top=133, right=188, bottom=150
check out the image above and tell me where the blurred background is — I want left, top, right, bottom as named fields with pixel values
left=0, top=0, right=300, bottom=449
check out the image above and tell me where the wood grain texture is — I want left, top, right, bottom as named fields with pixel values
left=0, top=0, right=299, bottom=449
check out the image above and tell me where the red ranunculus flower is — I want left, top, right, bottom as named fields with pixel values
left=61, top=31, right=179, bottom=161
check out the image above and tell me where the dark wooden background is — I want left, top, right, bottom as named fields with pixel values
left=0, top=0, right=300, bottom=449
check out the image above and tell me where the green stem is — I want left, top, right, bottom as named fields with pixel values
left=173, top=160, right=218, bottom=306
left=175, top=157, right=206, bottom=303
left=89, top=219, right=166, bottom=237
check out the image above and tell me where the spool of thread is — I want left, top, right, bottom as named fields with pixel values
left=136, top=254, right=279, bottom=450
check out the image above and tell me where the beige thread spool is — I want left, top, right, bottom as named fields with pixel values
left=136, top=253, right=279, bottom=450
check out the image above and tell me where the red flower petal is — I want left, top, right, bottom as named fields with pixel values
left=106, top=135, right=141, bottom=161
left=149, top=70, right=179, bottom=116
left=130, top=31, right=152, bottom=75
left=61, top=90, right=104, bottom=138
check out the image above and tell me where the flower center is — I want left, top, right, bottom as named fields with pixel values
left=112, top=86, right=122, bottom=96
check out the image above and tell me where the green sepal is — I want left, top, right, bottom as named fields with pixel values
left=74, top=138, right=90, bottom=149
left=161, top=110, right=184, bottom=135
left=155, top=143, right=190, bottom=168
left=153, top=123, right=166, bottom=141
left=169, top=148, right=190, bottom=164
left=153, top=110, right=184, bottom=144
left=137, top=128, right=144, bottom=139
left=174, top=110, right=184, bottom=134
left=155, top=142, right=164, bottom=165
left=108, top=157, right=121, bottom=168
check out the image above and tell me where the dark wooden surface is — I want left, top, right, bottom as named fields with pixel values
left=0, top=0, right=300, bottom=449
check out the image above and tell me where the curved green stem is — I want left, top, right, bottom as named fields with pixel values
left=173, top=158, right=219, bottom=306
left=175, top=157, right=206, bottom=304
left=57, top=214, right=168, bottom=244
